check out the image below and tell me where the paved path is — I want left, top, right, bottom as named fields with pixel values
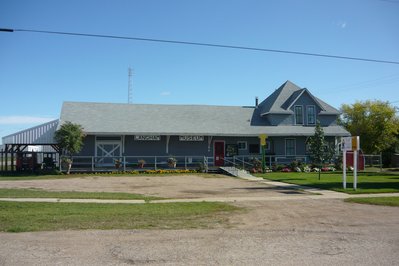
left=0, top=177, right=397, bottom=204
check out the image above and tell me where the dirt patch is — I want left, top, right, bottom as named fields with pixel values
left=0, top=174, right=307, bottom=199
left=0, top=199, right=398, bottom=265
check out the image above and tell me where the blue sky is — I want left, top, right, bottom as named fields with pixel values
left=1, top=0, right=398, bottom=143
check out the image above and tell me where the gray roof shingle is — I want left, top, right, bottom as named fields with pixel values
left=60, top=101, right=349, bottom=137
left=258, top=80, right=340, bottom=115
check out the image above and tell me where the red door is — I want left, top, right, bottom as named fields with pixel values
left=214, top=141, right=225, bottom=166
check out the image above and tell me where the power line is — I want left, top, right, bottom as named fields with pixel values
left=321, top=73, right=399, bottom=94
left=1, top=27, right=399, bottom=65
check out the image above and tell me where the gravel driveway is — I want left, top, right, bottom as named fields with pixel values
left=0, top=174, right=308, bottom=198
left=0, top=175, right=398, bottom=265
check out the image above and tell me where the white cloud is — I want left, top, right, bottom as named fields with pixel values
left=160, top=91, right=171, bottom=96
left=335, top=21, right=347, bottom=29
left=0, top=116, right=55, bottom=125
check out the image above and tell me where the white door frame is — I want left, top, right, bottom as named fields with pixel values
left=95, top=140, right=122, bottom=164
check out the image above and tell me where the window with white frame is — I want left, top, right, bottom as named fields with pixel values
left=237, top=141, right=247, bottom=150
left=285, top=138, right=296, bottom=156
left=307, top=105, right=316, bottom=125
left=294, top=106, right=303, bottom=125
left=264, top=140, right=271, bottom=151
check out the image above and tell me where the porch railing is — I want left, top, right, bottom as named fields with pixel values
left=0, top=150, right=314, bottom=173
left=65, top=155, right=213, bottom=173
left=63, top=154, right=309, bottom=173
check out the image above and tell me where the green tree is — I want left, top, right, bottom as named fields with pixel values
left=341, top=100, right=399, bottom=154
left=54, top=121, right=85, bottom=174
left=309, top=121, right=334, bottom=180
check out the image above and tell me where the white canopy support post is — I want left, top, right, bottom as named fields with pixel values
left=208, top=136, right=213, bottom=152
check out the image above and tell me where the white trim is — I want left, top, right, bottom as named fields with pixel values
left=287, top=88, right=325, bottom=111
left=95, top=136, right=122, bottom=141
left=207, top=136, right=213, bottom=152
left=265, top=140, right=271, bottom=151
left=94, top=137, right=122, bottom=166
left=237, top=141, right=247, bottom=150
left=166, top=135, right=170, bottom=154
left=306, top=105, right=316, bottom=125
left=285, top=138, right=296, bottom=156
left=294, top=105, right=304, bottom=125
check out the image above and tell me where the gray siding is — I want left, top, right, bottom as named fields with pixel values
left=78, top=135, right=95, bottom=156
left=266, top=114, right=292, bottom=126
left=125, top=135, right=170, bottom=156
left=168, top=136, right=211, bottom=156
left=76, top=134, right=337, bottom=158
left=289, top=93, right=320, bottom=125
left=319, top=115, right=338, bottom=126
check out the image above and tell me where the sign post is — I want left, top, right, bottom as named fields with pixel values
left=342, top=150, right=347, bottom=189
left=259, top=134, right=267, bottom=173
left=341, top=136, right=360, bottom=190
left=341, top=137, right=351, bottom=190
left=352, top=136, right=360, bottom=190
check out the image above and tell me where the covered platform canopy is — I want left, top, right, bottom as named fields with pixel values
left=1, top=120, right=60, bottom=172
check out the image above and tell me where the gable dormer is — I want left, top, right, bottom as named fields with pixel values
left=256, top=81, right=341, bottom=126
left=285, top=89, right=325, bottom=125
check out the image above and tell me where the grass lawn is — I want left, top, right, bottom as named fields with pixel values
left=0, top=188, right=162, bottom=201
left=345, top=197, right=399, bottom=207
left=255, top=171, right=399, bottom=194
left=0, top=174, right=76, bottom=181
left=0, top=201, right=239, bottom=232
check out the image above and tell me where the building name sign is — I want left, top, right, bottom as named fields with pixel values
left=342, top=136, right=360, bottom=151
left=134, top=135, right=161, bottom=141
left=179, top=135, right=204, bottom=142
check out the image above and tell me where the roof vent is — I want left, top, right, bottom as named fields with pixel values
left=255, top=97, right=259, bottom=108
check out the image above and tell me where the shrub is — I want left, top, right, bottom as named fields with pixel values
left=334, top=156, right=343, bottom=170
left=282, top=167, right=292, bottom=172
left=137, top=159, right=146, bottom=168
left=290, top=160, right=299, bottom=170
left=197, top=162, right=206, bottom=173
left=303, top=165, right=311, bottom=173
left=251, top=157, right=262, bottom=168
left=274, top=164, right=285, bottom=171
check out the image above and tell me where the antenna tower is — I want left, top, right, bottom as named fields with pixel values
left=128, top=67, right=133, bottom=104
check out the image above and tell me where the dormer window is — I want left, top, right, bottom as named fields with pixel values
left=307, top=105, right=316, bottom=125
left=294, top=105, right=303, bottom=125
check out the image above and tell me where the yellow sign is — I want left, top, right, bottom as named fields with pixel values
left=351, top=136, right=360, bottom=151
left=259, top=134, right=268, bottom=146
left=342, top=136, right=360, bottom=151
